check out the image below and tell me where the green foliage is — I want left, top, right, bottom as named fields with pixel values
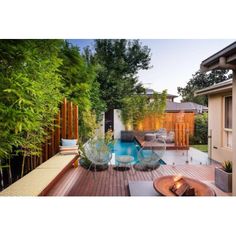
left=177, top=70, right=232, bottom=106
left=121, top=94, right=148, bottom=129
left=0, top=40, right=63, bottom=161
left=222, top=160, right=232, bottom=173
left=79, top=110, right=99, bottom=142
left=121, top=90, right=167, bottom=129
left=147, top=91, right=167, bottom=116
left=94, top=39, right=151, bottom=109
left=190, top=113, right=208, bottom=145
left=59, top=42, right=106, bottom=141
left=190, top=145, right=208, bottom=153
left=104, top=129, right=114, bottom=145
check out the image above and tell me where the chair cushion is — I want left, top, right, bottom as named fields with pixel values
left=61, top=139, right=77, bottom=146
left=166, top=131, right=175, bottom=143
left=59, top=145, right=78, bottom=155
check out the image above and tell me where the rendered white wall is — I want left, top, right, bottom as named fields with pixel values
left=208, top=93, right=232, bottom=163
left=96, top=112, right=105, bottom=137
left=232, top=72, right=236, bottom=196
left=113, top=109, right=125, bottom=139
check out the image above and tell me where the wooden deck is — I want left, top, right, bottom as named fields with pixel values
left=45, top=162, right=229, bottom=196
left=134, top=135, right=188, bottom=150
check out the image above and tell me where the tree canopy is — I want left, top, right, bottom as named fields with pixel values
left=58, top=42, right=106, bottom=141
left=177, top=69, right=232, bottom=106
left=94, top=39, right=152, bottom=110
left=0, top=39, right=153, bottom=171
left=121, top=90, right=167, bottom=130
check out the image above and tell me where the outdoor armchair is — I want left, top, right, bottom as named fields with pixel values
left=137, top=136, right=166, bottom=179
left=84, top=138, right=113, bottom=179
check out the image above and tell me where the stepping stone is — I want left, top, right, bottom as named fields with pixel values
left=128, top=181, right=161, bottom=196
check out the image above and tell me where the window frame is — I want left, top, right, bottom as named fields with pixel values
left=223, top=95, right=232, bottom=149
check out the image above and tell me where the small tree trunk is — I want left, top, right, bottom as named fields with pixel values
left=8, top=158, right=12, bottom=185
left=0, top=159, right=4, bottom=190
left=21, top=153, right=26, bottom=178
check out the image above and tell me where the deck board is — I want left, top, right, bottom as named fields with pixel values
left=45, top=162, right=229, bottom=196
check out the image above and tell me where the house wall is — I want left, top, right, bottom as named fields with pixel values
left=208, top=92, right=233, bottom=163
left=113, top=109, right=125, bottom=139
left=232, top=74, right=236, bottom=196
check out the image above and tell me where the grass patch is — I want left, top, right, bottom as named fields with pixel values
left=191, top=145, right=208, bottom=153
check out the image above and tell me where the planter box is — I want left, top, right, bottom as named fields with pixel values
left=215, top=167, right=232, bottom=192
left=121, top=131, right=134, bottom=142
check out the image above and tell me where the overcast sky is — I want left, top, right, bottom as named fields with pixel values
left=69, top=39, right=235, bottom=101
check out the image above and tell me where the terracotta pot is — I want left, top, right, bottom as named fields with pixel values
left=215, top=167, right=232, bottom=192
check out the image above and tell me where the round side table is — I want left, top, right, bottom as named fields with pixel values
left=116, top=155, right=135, bottom=179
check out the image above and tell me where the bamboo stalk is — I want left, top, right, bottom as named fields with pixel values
left=8, top=158, right=12, bottom=184
left=21, top=153, right=26, bottom=178
left=0, top=159, right=4, bottom=190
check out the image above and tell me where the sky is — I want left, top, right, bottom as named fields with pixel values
left=69, top=39, right=235, bottom=101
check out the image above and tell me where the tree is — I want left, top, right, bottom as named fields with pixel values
left=59, top=41, right=106, bottom=141
left=177, top=70, right=232, bottom=106
left=190, top=113, right=208, bottom=145
left=94, top=39, right=152, bottom=110
left=121, top=90, right=167, bottom=130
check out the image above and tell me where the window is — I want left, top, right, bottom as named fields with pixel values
left=225, top=96, right=232, bottom=129
left=223, top=96, right=232, bottom=148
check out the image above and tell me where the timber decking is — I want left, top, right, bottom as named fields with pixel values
left=134, top=135, right=185, bottom=150
left=46, top=163, right=229, bottom=196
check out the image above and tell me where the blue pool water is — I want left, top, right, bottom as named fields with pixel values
left=110, top=139, right=166, bottom=165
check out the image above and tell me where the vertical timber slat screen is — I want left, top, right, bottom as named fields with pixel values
left=135, top=112, right=194, bottom=149
left=136, top=112, right=194, bottom=135
left=41, top=99, right=79, bottom=163
left=61, top=98, right=67, bottom=139
left=174, top=123, right=189, bottom=148
left=67, top=101, right=73, bottom=139
left=54, top=112, right=61, bottom=153
left=73, top=105, right=79, bottom=140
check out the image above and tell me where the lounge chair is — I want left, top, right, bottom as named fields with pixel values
left=84, top=139, right=112, bottom=179
left=137, top=136, right=166, bottom=180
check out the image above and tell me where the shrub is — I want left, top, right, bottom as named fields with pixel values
left=222, top=160, right=232, bottom=173
left=190, top=113, right=208, bottom=145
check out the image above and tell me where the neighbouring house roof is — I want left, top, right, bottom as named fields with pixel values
left=200, top=41, right=236, bottom=72
left=195, top=79, right=232, bottom=96
left=165, top=101, right=208, bottom=113
left=145, top=88, right=178, bottom=99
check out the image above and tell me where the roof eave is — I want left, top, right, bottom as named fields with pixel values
left=200, top=56, right=236, bottom=73
left=195, top=84, right=232, bottom=96
left=201, top=41, right=236, bottom=67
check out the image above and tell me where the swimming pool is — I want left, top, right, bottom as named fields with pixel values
left=110, top=139, right=166, bottom=165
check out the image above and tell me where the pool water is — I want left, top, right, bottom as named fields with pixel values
left=110, top=139, right=166, bottom=165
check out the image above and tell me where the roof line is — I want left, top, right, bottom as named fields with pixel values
left=201, top=41, right=236, bottom=66
left=195, top=79, right=232, bottom=96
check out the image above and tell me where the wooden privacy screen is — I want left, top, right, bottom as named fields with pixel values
left=136, top=112, right=194, bottom=136
left=175, top=123, right=189, bottom=148
left=42, top=98, right=79, bottom=162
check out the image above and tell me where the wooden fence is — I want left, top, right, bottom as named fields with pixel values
left=42, top=98, right=79, bottom=162
left=0, top=98, right=79, bottom=189
left=23, top=98, right=79, bottom=172
left=174, top=123, right=189, bottom=148
left=136, top=112, right=194, bottom=136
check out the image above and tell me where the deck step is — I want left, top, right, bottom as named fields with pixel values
left=128, top=181, right=161, bottom=196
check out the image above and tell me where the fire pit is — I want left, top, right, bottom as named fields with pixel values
left=153, top=175, right=216, bottom=196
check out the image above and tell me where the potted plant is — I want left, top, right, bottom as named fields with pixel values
left=215, top=160, right=232, bottom=192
